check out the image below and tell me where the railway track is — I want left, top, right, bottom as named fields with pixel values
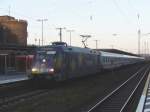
left=87, top=64, right=150, bottom=112
left=0, top=78, right=69, bottom=112
left=0, top=63, right=148, bottom=112
left=0, top=79, right=56, bottom=111
left=0, top=89, right=50, bottom=111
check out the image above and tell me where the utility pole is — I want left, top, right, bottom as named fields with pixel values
left=94, top=40, right=100, bottom=49
left=56, top=27, right=66, bottom=42
left=67, top=30, right=74, bottom=46
left=39, top=39, right=41, bottom=46
left=138, top=29, right=141, bottom=55
left=144, top=41, right=146, bottom=56
left=37, top=19, right=48, bottom=46
left=137, top=14, right=141, bottom=55
left=147, top=41, right=149, bottom=56
left=35, top=38, right=37, bottom=45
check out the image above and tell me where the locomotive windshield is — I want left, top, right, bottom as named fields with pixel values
left=35, top=51, right=56, bottom=64
left=36, top=51, right=56, bottom=59
left=32, top=50, right=57, bottom=72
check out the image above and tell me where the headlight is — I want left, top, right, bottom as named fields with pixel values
left=32, top=68, right=37, bottom=72
left=48, top=68, right=54, bottom=73
left=42, top=59, right=46, bottom=63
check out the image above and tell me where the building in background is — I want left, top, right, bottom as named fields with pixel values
left=0, top=15, right=27, bottom=46
left=0, top=15, right=34, bottom=75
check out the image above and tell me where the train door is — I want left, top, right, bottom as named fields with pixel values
left=0, top=54, right=7, bottom=75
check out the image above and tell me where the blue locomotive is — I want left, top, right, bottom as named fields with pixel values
left=29, top=42, right=144, bottom=81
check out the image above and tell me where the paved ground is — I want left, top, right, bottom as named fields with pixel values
left=0, top=73, right=28, bottom=84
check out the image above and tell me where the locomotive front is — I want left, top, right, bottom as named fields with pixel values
left=31, top=50, right=56, bottom=79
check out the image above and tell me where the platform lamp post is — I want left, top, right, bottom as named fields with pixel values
left=67, top=30, right=74, bottom=46
left=37, top=19, right=48, bottom=46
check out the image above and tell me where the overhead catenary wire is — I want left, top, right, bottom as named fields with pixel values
left=112, top=0, right=137, bottom=30
left=128, top=0, right=139, bottom=14
left=127, top=0, right=142, bottom=30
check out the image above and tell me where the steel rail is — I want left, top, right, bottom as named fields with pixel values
left=87, top=65, right=148, bottom=112
left=120, top=66, right=150, bottom=112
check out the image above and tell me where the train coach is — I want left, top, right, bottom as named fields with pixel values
left=100, top=51, right=144, bottom=69
left=29, top=42, right=144, bottom=81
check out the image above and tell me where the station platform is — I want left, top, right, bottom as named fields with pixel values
left=0, top=73, right=28, bottom=85
left=136, top=73, right=150, bottom=112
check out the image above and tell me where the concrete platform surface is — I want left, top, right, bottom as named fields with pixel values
left=0, top=73, right=28, bottom=85
left=136, top=73, right=150, bottom=112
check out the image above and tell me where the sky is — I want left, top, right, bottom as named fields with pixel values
left=0, top=0, right=150, bottom=54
